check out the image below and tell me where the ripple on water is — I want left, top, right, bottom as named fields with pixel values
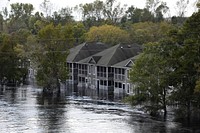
left=0, top=85, right=198, bottom=133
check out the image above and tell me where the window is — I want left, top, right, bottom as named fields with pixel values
left=108, top=81, right=112, bottom=86
left=119, top=83, right=122, bottom=88
left=104, top=81, right=107, bottom=86
left=122, top=69, right=125, bottom=75
left=114, top=68, right=126, bottom=81
left=119, top=68, right=121, bottom=74
left=115, top=82, right=122, bottom=88
left=97, top=66, right=107, bottom=77
left=127, top=84, right=130, bottom=93
left=115, top=82, right=118, bottom=88
left=79, top=77, right=81, bottom=82
left=100, top=80, right=103, bottom=85
left=108, top=67, right=113, bottom=73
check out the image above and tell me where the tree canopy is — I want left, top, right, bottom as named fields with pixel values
left=129, top=9, right=200, bottom=118
left=86, top=24, right=130, bottom=45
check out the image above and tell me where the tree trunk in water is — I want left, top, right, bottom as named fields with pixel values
left=56, top=79, right=60, bottom=94
left=163, top=87, right=167, bottom=120
left=187, top=101, right=191, bottom=124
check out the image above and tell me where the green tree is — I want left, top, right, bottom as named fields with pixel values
left=129, top=39, right=178, bottom=117
left=169, top=10, right=200, bottom=118
left=77, top=0, right=105, bottom=28
left=124, top=6, right=154, bottom=23
left=79, top=0, right=104, bottom=21
left=0, top=13, right=3, bottom=32
left=51, top=7, right=74, bottom=25
left=72, top=22, right=86, bottom=43
left=28, top=12, right=44, bottom=34
left=129, top=21, right=174, bottom=45
left=0, top=33, right=27, bottom=85
left=8, top=3, right=34, bottom=32
left=77, top=0, right=126, bottom=26
left=35, top=23, right=74, bottom=93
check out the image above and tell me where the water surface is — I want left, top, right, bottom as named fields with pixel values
left=0, top=85, right=198, bottom=133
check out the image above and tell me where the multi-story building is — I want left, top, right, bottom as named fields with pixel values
left=67, top=42, right=141, bottom=100
left=67, top=42, right=109, bottom=92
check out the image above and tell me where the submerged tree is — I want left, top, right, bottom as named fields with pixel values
left=129, top=39, right=178, bottom=117
left=0, top=33, right=28, bottom=85
left=128, top=8, right=200, bottom=119
left=35, top=23, right=74, bottom=93
left=170, top=9, right=200, bottom=118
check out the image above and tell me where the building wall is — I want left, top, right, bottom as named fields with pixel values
left=112, top=67, right=135, bottom=99
left=67, top=62, right=134, bottom=100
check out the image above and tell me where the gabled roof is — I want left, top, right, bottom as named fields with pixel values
left=88, top=58, right=96, bottom=64
left=78, top=43, right=141, bottom=66
left=95, top=44, right=141, bottom=66
left=67, top=42, right=109, bottom=62
left=126, top=60, right=134, bottom=67
left=94, top=44, right=121, bottom=66
left=112, top=55, right=139, bottom=68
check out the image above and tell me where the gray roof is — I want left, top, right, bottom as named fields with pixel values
left=67, top=42, right=109, bottom=62
left=112, top=55, right=139, bottom=68
left=78, top=43, right=141, bottom=66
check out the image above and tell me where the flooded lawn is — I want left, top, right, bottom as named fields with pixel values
left=0, top=85, right=199, bottom=133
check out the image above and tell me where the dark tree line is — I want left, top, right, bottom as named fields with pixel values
left=128, top=4, right=200, bottom=121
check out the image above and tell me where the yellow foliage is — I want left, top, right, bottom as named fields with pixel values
left=14, top=44, right=24, bottom=57
left=86, top=24, right=130, bottom=45
left=195, top=79, right=200, bottom=93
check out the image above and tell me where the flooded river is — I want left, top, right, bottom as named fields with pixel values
left=0, top=85, right=199, bottom=133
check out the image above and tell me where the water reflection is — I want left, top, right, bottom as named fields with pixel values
left=36, top=92, right=70, bottom=133
left=0, top=85, right=199, bottom=133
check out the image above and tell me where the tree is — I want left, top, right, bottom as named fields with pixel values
left=169, top=10, right=200, bottom=118
left=175, top=0, right=189, bottom=17
left=8, top=3, right=34, bottom=32
left=129, top=21, right=174, bottom=45
left=34, top=23, right=74, bottom=93
left=124, top=6, right=154, bottom=24
left=85, top=24, right=130, bottom=45
left=129, top=39, right=178, bottom=117
left=145, top=0, right=169, bottom=22
left=28, top=12, right=44, bottom=34
left=197, top=0, right=200, bottom=9
left=40, top=0, right=53, bottom=17
left=78, top=0, right=104, bottom=21
left=0, top=33, right=27, bottom=85
left=51, top=7, right=74, bottom=25
left=76, top=0, right=126, bottom=26
left=103, top=0, right=126, bottom=24
left=0, top=14, right=3, bottom=31
left=72, top=22, right=86, bottom=43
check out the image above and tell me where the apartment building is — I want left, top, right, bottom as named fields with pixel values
left=67, top=42, right=141, bottom=100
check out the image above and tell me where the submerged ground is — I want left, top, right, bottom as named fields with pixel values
left=0, top=85, right=199, bottom=133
